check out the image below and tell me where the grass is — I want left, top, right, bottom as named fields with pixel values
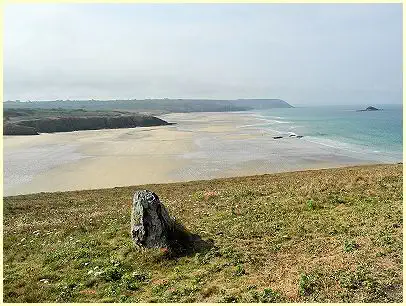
left=3, top=164, right=403, bottom=302
left=344, top=239, right=358, bottom=253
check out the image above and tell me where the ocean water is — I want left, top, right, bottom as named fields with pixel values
left=248, top=104, right=403, bottom=163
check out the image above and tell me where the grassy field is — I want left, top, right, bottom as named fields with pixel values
left=3, top=164, right=403, bottom=302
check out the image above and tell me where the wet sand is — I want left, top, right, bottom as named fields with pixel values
left=3, top=112, right=380, bottom=196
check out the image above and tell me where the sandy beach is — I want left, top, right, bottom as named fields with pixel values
left=3, top=111, right=381, bottom=196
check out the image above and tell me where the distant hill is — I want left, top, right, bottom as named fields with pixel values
left=233, top=99, right=293, bottom=109
left=3, top=99, right=293, bottom=114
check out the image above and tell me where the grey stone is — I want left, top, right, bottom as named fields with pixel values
left=131, top=190, right=175, bottom=248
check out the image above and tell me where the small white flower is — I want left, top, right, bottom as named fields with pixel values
left=84, top=262, right=89, bottom=266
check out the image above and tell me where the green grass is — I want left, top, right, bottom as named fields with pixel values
left=344, top=239, right=358, bottom=253
left=3, top=164, right=403, bottom=302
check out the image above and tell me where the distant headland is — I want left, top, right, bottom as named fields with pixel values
left=3, top=98, right=293, bottom=114
left=3, top=109, right=172, bottom=135
left=3, top=99, right=293, bottom=135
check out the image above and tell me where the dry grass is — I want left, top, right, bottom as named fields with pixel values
left=3, top=164, right=403, bottom=302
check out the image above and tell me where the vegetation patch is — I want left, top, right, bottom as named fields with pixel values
left=3, top=164, right=402, bottom=302
left=344, top=239, right=358, bottom=252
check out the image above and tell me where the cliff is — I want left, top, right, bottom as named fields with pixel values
left=3, top=123, right=39, bottom=135
left=3, top=111, right=172, bottom=135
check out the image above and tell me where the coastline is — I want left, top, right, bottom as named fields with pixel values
left=3, top=111, right=397, bottom=196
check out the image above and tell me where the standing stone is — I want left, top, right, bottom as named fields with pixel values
left=131, top=190, right=175, bottom=248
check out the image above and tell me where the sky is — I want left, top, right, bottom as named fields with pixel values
left=4, top=4, right=403, bottom=105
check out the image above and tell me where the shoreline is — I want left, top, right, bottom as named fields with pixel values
left=3, top=111, right=400, bottom=197
left=3, top=162, right=397, bottom=198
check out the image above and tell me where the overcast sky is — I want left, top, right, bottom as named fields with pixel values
left=4, top=4, right=402, bottom=105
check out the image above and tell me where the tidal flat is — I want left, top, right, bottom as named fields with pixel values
left=3, top=111, right=385, bottom=196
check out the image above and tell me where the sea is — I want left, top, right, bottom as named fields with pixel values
left=247, top=104, right=403, bottom=163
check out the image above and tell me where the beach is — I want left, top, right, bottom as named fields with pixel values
left=3, top=111, right=383, bottom=196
